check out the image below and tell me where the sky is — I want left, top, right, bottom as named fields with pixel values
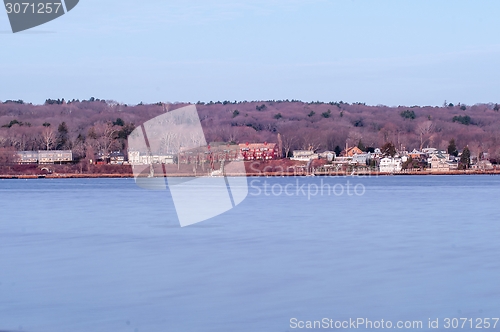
left=1, top=0, right=500, bottom=106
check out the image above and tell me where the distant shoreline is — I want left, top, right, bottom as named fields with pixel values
left=1, top=170, right=499, bottom=179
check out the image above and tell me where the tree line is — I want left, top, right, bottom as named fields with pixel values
left=1, top=99, right=500, bottom=163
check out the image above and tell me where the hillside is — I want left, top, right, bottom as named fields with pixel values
left=1, top=99, right=500, bottom=162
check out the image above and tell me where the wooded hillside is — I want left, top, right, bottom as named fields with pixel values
left=1, top=99, right=500, bottom=161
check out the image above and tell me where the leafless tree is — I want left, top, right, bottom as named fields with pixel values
left=88, top=122, right=119, bottom=154
left=299, top=128, right=322, bottom=151
left=42, top=127, right=56, bottom=150
left=416, top=121, right=434, bottom=150
left=0, top=147, right=16, bottom=165
left=102, top=123, right=120, bottom=153
left=278, top=123, right=299, bottom=157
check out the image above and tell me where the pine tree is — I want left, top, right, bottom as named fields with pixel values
left=447, top=139, right=458, bottom=157
left=56, top=122, right=69, bottom=149
left=357, top=140, right=365, bottom=152
left=334, top=145, right=342, bottom=156
left=460, top=146, right=471, bottom=169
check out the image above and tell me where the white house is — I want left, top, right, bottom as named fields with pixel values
left=291, top=150, right=319, bottom=161
left=371, top=148, right=383, bottom=159
left=38, top=150, right=73, bottom=164
left=351, top=153, right=371, bottom=165
left=422, top=147, right=438, bottom=155
left=318, top=151, right=335, bottom=161
left=128, top=151, right=174, bottom=165
left=379, top=157, right=402, bottom=173
left=128, top=151, right=141, bottom=164
left=427, top=151, right=450, bottom=165
left=471, top=160, right=494, bottom=170
left=429, top=154, right=450, bottom=172
left=153, top=154, right=174, bottom=164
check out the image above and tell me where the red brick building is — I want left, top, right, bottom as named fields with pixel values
left=239, top=143, right=279, bottom=161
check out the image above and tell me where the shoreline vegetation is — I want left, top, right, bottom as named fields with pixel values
left=2, top=155, right=494, bottom=177
left=2, top=100, right=500, bottom=178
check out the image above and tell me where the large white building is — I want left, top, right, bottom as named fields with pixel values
left=127, top=151, right=174, bottom=165
left=379, top=157, right=402, bottom=173
left=291, top=150, right=319, bottom=161
left=17, top=150, right=73, bottom=164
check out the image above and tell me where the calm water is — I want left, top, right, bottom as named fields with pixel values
left=0, top=176, right=499, bottom=332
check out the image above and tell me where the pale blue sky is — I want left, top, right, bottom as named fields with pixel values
left=1, top=0, right=500, bottom=106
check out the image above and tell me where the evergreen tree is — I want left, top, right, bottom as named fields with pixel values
left=113, top=118, right=125, bottom=126
left=56, top=122, right=69, bottom=149
left=321, top=110, right=331, bottom=118
left=460, top=146, right=471, bottom=169
left=357, top=140, right=365, bottom=152
left=400, top=110, right=416, bottom=119
left=334, top=145, right=342, bottom=156
left=447, top=139, right=458, bottom=157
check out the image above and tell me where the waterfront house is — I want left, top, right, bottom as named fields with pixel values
left=110, top=151, right=126, bottom=165
left=472, top=160, right=494, bottom=170
left=429, top=154, right=450, bottom=172
left=351, top=153, right=371, bottom=165
left=239, top=143, right=279, bottom=161
left=379, top=157, right=402, bottom=173
left=178, top=143, right=240, bottom=164
left=318, top=151, right=336, bottom=162
left=128, top=150, right=175, bottom=165
left=422, top=148, right=439, bottom=155
left=39, top=150, right=73, bottom=164
left=372, top=148, right=382, bottom=158
left=17, top=151, right=38, bottom=164
left=16, top=150, right=73, bottom=164
left=409, top=149, right=425, bottom=161
left=342, top=146, right=363, bottom=157
left=291, top=150, right=319, bottom=161
left=128, top=151, right=141, bottom=164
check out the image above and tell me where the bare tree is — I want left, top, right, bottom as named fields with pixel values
left=42, top=127, right=56, bottom=150
left=416, top=121, right=434, bottom=150
left=346, top=129, right=363, bottom=148
left=278, top=123, right=299, bottom=157
left=380, top=122, right=398, bottom=144
left=89, top=122, right=120, bottom=154
left=299, top=128, right=322, bottom=151
left=102, top=123, right=120, bottom=153
left=0, top=147, right=16, bottom=165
